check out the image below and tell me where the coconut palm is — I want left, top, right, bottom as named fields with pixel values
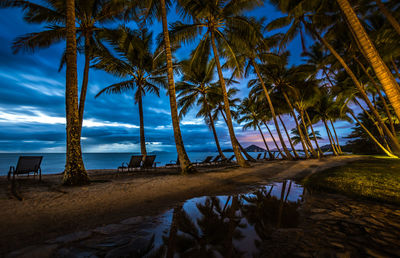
left=238, top=98, right=274, bottom=159
left=169, top=0, right=265, bottom=167
left=63, top=0, right=89, bottom=185
left=337, top=0, right=400, bottom=120
left=128, top=0, right=195, bottom=174
left=176, top=58, right=227, bottom=160
left=267, top=0, right=400, bottom=154
left=93, top=27, right=165, bottom=156
left=228, top=18, right=294, bottom=160
left=1, top=0, right=126, bottom=134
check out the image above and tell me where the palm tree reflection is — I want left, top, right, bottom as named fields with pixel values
left=151, top=181, right=302, bottom=257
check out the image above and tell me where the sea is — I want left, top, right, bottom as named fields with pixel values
left=0, top=152, right=266, bottom=176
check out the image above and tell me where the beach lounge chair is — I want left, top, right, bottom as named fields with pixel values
left=166, top=157, right=180, bottom=167
left=8, top=156, right=43, bottom=182
left=211, top=155, right=221, bottom=164
left=256, top=153, right=262, bottom=160
left=195, top=156, right=213, bottom=166
left=118, top=155, right=143, bottom=172
left=142, top=155, right=159, bottom=170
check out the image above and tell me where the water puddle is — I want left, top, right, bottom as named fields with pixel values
left=122, top=180, right=305, bottom=257
left=41, top=180, right=305, bottom=258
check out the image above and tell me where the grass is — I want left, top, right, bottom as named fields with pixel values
left=302, top=156, right=400, bottom=205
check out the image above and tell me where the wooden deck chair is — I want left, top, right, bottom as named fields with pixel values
left=118, top=155, right=143, bottom=172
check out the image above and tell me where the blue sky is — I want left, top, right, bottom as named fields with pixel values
left=0, top=1, right=352, bottom=153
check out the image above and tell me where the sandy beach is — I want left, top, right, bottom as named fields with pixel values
left=0, top=155, right=362, bottom=254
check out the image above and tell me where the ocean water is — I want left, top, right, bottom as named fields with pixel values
left=0, top=152, right=266, bottom=176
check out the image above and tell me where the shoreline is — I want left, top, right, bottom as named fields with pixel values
left=0, top=155, right=362, bottom=254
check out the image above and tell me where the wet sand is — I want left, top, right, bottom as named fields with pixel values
left=0, top=155, right=362, bottom=254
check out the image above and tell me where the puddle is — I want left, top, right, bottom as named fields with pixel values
left=137, top=180, right=304, bottom=257
left=30, top=180, right=305, bottom=258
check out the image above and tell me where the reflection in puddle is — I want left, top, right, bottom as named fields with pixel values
left=143, top=180, right=304, bottom=257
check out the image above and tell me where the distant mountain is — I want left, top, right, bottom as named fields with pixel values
left=245, top=145, right=266, bottom=152
left=222, top=148, right=234, bottom=152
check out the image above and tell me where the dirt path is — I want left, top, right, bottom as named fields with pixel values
left=0, top=155, right=362, bottom=254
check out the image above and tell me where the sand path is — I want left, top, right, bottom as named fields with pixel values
left=0, top=155, right=362, bottom=253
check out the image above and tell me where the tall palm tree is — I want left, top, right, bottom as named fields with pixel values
left=177, top=59, right=226, bottom=159
left=93, top=27, right=165, bottom=156
left=170, top=0, right=265, bottom=167
left=2, top=0, right=125, bottom=135
left=336, top=0, right=400, bottom=120
left=130, top=0, right=195, bottom=174
left=63, top=0, right=89, bottom=185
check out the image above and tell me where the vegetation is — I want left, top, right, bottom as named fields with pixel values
left=1, top=0, right=400, bottom=183
left=303, top=157, right=400, bottom=204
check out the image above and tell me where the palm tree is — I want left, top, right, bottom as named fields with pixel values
left=169, top=0, right=265, bottom=167
left=2, top=0, right=125, bottom=135
left=63, top=0, right=89, bottom=185
left=227, top=18, right=294, bottom=160
left=93, top=27, right=165, bottom=156
left=130, top=0, right=195, bottom=174
left=336, top=0, right=400, bottom=120
left=176, top=58, right=226, bottom=159
left=238, top=98, right=274, bottom=159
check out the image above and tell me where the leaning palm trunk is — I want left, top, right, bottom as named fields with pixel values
left=166, top=205, right=181, bottom=258
left=282, top=92, right=312, bottom=158
left=207, top=110, right=226, bottom=160
left=354, top=57, right=396, bottom=135
left=263, top=122, right=284, bottom=159
left=160, top=0, right=195, bottom=174
left=211, top=31, right=248, bottom=167
left=219, top=109, right=256, bottom=162
left=304, top=20, right=400, bottom=154
left=323, top=119, right=338, bottom=156
left=305, top=111, right=324, bottom=157
left=257, top=123, right=273, bottom=159
left=349, top=110, right=398, bottom=158
left=63, top=0, right=89, bottom=185
left=375, top=0, right=400, bottom=36
left=252, top=60, right=293, bottom=160
left=137, top=87, right=147, bottom=156
left=330, top=120, right=342, bottom=154
left=299, top=109, right=318, bottom=157
left=336, top=0, right=400, bottom=121
left=279, top=115, right=300, bottom=158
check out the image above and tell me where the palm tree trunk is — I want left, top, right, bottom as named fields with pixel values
left=354, top=57, right=396, bottom=135
left=349, top=110, right=398, bottom=158
left=354, top=98, right=392, bottom=151
left=207, top=110, right=226, bottom=160
left=211, top=31, right=248, bottom=167
left=257, top=123, right=273, bottom=159
left=282, top=92, right=311, bottom=158
left=337, top=0, right=400, bottom=121
left=305, top=110, right=324, bottom=157
left=263, top=122, right=284, bottom=159
left=304, top=20, right=400, bottom=153
left=299, top=109, right=318, bottom=157
left=219, top=109, right=256, bottom=162
left=63, top=0, right=89, bottom=185
left=160, top=0, right=195, bottom=174
left=78, top=34, right=91, bottom=134
left=323, top=119, right=338, bottom=156
left=252, top=60, right=293, bottom=160
left=330, top=120, right=342, bottom=154
left=137, top=87, right=147, bottom=156
left=375, top=0, right=400, bottom=36
left=279, top=115, right=300, bottom=158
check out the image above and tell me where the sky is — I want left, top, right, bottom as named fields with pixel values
left=0, top=1, right=353, bottom=153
